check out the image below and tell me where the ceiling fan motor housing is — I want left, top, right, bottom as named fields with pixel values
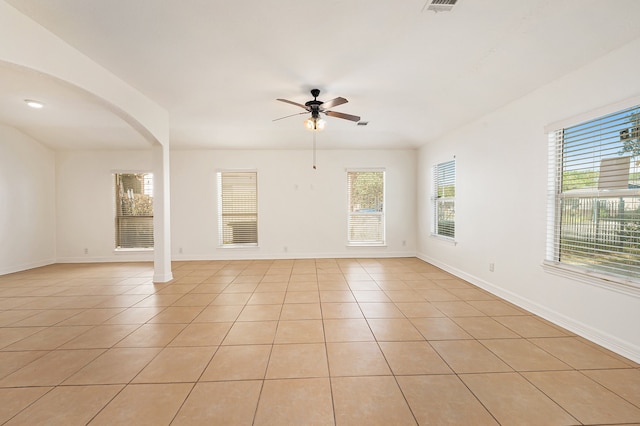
left=305, top=89, right=323, bottom=116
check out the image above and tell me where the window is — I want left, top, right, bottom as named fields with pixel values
left=347, top=170, right=385, bottom=244
left=432, top=160, right=456, bottom=238
left=547, top=105, right=640, bottom=281
left=114, top=173, right=153, bottom=249
left=217, top=171, right=258, bottom=246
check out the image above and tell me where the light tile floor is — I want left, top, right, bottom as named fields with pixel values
left=0, top=258, right=639, bottom=425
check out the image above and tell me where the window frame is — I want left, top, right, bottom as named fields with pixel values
left=217, top=170, right=258, bottom=247
left=431, top=159, right=456, bottom=241
left=346, top=169, right=386, bottom=246
left=113, top=172, right=154, bottom=251
left=544, top=98, right=640, bottom=292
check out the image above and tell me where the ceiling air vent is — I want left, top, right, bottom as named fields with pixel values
left=426, top=0, right=458, bottom=13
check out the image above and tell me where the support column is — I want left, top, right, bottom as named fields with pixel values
left=153, top=142, right=173, bottom=282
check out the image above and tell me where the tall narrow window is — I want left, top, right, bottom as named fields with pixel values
left=114, top=173, right=153, bottom=249
left=547, top=105, right=640, bottom=281
left=217, top=171, right=258, bottom=246
left=347, top=170, right=385, bottom=245
left=432, top=160, right=455, bottom=238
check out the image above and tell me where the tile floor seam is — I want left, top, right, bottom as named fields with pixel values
left=476, top=337, right=569, bottom=373
left=456, top=371, right=524, bottom=426
left=373, top=331, right=422, bottom=425
left=515, top=370, right=589, bottom=425
left=249, top=379, right=267, bottom=426
left=166, top=382, right=198, bottom=425
left=1, top=385, right=59, bottom=424
left=88, top=382, right=166, bottom=425
left=574, top=368, right=640, bottom=411
left=319, top=300, right=339, bottom=426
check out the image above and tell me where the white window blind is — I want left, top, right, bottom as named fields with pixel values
left=347, top=170, right=385, bottom=244
left=114, top=173, right=153, bottom=249
left=547, top=105, right=640, bottom=280
left=432, top=160, right=455, bottom=238
left=218, top=171, right=258, bottom=245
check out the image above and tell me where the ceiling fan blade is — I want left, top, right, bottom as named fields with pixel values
left=276, top=98, right=309, bottom=110
left=321, top=97, right=348, bottom=109
left=325, top=110, right=361, bottom=122
left=272, top=111, right=308, bottom=122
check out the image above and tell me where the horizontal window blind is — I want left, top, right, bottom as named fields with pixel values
left=347, top=171, right=385, bottom=244
left=548, top=105, right=640, bottom=280
left=433, top=160, right=455, bottom=238
left=114, top=173, right=153, bottom=249
left=218, top=171, right=258, bottom=245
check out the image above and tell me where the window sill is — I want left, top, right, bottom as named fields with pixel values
left=346, top=243, right=387, bottom=248
left=218, top=244, right=259, bottom=249
left=430, top=234, right=457, bottom=245
left=542, top=261, right=640, bottom=298
left=114, top=248, right=154, bottom=254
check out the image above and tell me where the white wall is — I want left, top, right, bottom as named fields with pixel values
left=55, top=150, right=153, bottom=262
left=54, top=148, right=416, bottom=263
left=171, top=149, right=417, bottom=260
left=0, top=124, right=56, bottom=274
left=418, top=38, right=640, bottom=361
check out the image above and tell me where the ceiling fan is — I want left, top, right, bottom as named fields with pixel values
left=274, top=88, right=361, bottom=130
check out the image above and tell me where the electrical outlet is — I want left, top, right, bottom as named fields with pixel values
left=84, top=248, right=88, bottom=255
left=179, top=247, right=183, bottom=254
left=489, top=263, right=495, bottom=272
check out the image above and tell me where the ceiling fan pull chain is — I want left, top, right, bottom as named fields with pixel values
left=312, top=131, right=317, bottom=170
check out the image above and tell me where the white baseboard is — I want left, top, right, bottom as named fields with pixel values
left=171, top=250, right=417, bottom=261
left=56, top=255, right=154, bottom=263
left=416, top=252, right=640, bottom=364
left=0, top=258, right=56, bottom=276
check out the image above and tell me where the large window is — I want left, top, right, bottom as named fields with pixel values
left=217, top=171, right=258, bottom=246
left=347, top=170, right=385, bottom=245
left=114, top=173, right=153, bottom=249
left=432, top=160, right=455, bottom=239
left=547, top=105, right=640, bottom=281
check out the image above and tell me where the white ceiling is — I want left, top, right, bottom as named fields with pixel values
left=0, top=61, right=151, bottom=150
left=3, top=0, right=640, bottom=151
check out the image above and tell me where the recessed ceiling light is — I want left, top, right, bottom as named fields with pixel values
left=24, top=99, right=44, bottom=109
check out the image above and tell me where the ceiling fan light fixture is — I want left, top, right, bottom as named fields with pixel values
left=304, top=117, right=326, bottom=131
